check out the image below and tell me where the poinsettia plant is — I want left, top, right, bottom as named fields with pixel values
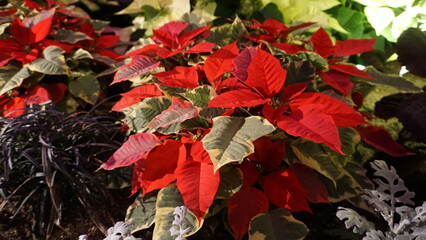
left=0, top=1, right=417, bottom=239
left=0, top=0, right=124, bottom=115
left=99, top=17, right=414, bottom=239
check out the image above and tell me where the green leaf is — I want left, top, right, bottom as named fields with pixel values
left=207, top=16, right=248, bottom=47
left=54, top=29, right=92, bottom=43
left=202, top=116, right=275, bottom=171
left=69, top=73, right=100, bottom=104
left=181, top=85, right=217, bottom=108
left=124, top=97, right=180, bottom=134
left=0, top=66, right=31, bottom=96
left=339, top=127, right=361, bottom=161
left=290, top=139, right=343, bottom=184
left=332, top=7, right=366, bottom=39
left=248, top=209, right=309, bottom=240
left=153, top=186, right=200, bottom=240
left=215, top=165, right=243, bottom=199
left=28, top=46, right=69, bottom=75
left=126, top=192, right=157, bottom=233
left=363, top=67, right=422, bottom=92
left=320, top=162, right=372, bottom=202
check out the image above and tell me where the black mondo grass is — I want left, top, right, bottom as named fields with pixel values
left=0, top=104, right=128, bottom=239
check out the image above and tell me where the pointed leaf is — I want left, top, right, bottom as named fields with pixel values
left=176, top=157, right=220, bottom=220
left=228, top=185, right=269, bottom=240
left=204, top=41, right=239, bottom=84
left=249, top=209, right=309, bottom=240
left=202, top=116, right=276, bottom=171
left=113, top=56, right=160, bottom=84
left=28, top=46, right=69, bottom=75
left=112, top=84, right=164, bottom=112
left=245, top=48, right=287, bottom=98
left=329, top=64, right=374, bottom=79
left=147, top=97, right=199, bottom=128
left=290, top=92, right=366, bottom=127
left=44, top=83, right=67, bottom=104
left=358, top=126, right=414, bottom=157
left=278, top=105, right=344, bottom=154
left=54, top=29, right=92, bottom=44
left=153, top=186, right=200, bottom=240
left=311, top=28, right=334, bottom=58
left=179, top=25, right=211, bottom=47
left=250, top=137, right=285, bottom=172
left=191, top=140, right=212, bottom=164
left=262, top=169, right=311, bottom=212
left=208, top=89, right=270, bottom=108
left=154, top=66, right=199, bottom=89
left=318, top=70, right=353, bottom=95
left=101, top=133, right=161, bottom=170
left=132, top=139, right=186, bottom=195
left=183, top=42, right=215, bottom=54
left=0, top=67, right=31, bottom=96
left=334, top=39, right=376, bottom=57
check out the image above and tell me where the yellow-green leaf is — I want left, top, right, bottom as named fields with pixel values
left=153, top=186, right=201, bottom=240
left=69, top=73, right=100, bottom=104
left=249, top=209, right=309, bottom=240
left=202, top=116, right=275, bottom=171
left=28, top=46, right=69, bottom=75
left=125, top=192, right=157, bottom=233
left=0, top=66, right=31, bottom=96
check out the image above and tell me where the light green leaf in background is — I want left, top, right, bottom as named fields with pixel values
left=0, top=67, right=31, bottom=96
left=249, top=209, right=309, bottom=240
left=126, top=192, right=157, bottom=233
left=69, top=73, right=100, bottom=104
left=353, top=0, right=408, bottom=8
left=192, top=0, right=217, bottom=23
left=202, top=116, right=275, bottom=171
left=120, top=0, right=190, bottom=35
left=153, top=186, right=201, bottom=240
left=364, top=7, right=394, bottom=36
left=332, top=7, right=366, bottom=39
left=261, top=0, right=346, bottom=32
left=28, top=46, right=69, bottom=75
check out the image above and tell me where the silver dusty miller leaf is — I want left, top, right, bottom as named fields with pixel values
left=337, top=160, right=426, bottom=240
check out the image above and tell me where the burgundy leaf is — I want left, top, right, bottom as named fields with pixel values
left=232, top=47, right=256, bottom=82
left=318, top=70, right=353, bottom=96
left=358, top=126, right=414, bottom=157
